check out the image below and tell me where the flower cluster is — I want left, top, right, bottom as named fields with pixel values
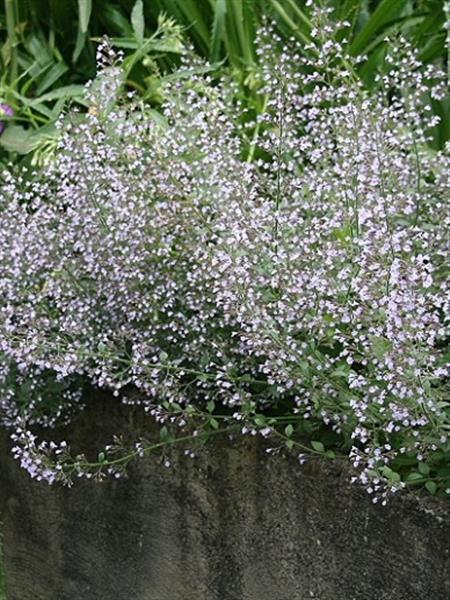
left=0, top=21, right=449, bottom=501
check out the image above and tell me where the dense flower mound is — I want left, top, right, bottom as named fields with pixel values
left=0, top=23, right=449, bottom=503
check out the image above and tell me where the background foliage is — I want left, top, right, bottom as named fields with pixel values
left=0, top=0, right=449, bottom=159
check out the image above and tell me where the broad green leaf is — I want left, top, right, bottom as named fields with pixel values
left=0, top=125, right=35, bottom=153
left=0, top=124, right=57, bottom=154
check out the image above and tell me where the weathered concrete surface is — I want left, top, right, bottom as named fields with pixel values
left=1, top=392, right=450, bottom=600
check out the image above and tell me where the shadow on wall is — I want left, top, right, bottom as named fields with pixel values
left=0, top=533, right=5, bottom=600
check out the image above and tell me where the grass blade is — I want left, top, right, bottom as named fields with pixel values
left=73, top=0, right=92, bottom=63
left=349, top=0, right=408, bottom=55
left=131, top=0, right=145, bottom=46
left=210, top=0, right=227, bottom=63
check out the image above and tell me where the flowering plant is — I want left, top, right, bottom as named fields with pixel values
left=1, top=17, right=449, bottom=504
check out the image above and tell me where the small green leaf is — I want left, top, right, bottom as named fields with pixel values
left=285, top=439, right=294, bottom=450
left=159, top=426, right=169, bottom=442
left=206, top=400, right=215, bottom=414
left=311, top=441, right=325, bottom=453
left=418, top=462, right=430, bottom=476
left=425, top=481, right=437, bottom=495
left=285, top=424, right=294, bottom=437
left=406, top=472, right=423, bottom=483
left=209, top=418, right=219, bottom=430
left=98, top=452, right=105, bottom=462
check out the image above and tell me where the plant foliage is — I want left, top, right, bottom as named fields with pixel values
left=0, top=13, right=449, bottom=505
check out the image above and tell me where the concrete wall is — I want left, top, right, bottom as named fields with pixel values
left=1, top=392, right=449, bottom=600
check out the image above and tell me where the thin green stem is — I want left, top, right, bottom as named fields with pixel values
left=63, top=424, right=240, bottom=471
left=5, top=0, right=18, bottom=88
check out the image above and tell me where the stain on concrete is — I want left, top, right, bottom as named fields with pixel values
left=0, top=391, right=449, bottom=600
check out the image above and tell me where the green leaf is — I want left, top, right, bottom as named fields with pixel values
left=103, top=4, right=134, bottom=36
left=78, top=0, right=92, bottom=33
left=350, top=0, right=408, bottom=56
left=73, top=0, right=92, bottom=63
left=380, top=466, right=401, bottom=482
left=406, top=471, right=423, bottom=483
left=169, top=0, right=211, bottom=54
left=425, top=481, right=437, bottom=495
left=210, top=0, right=227, bottom=63
left=226, top=0, right=255, bottom=66
left=254, top=415, right=267, bottom=427
left=270, top=0, right=311, bottom=46
left=418, top=462, right=430, bottom=476
left=209, top=417, right=219, bottom=430
left=331, top=367, right=349, bottom=378
left=285, top=439, right=294, bottom=450
left=311, top=441, right=325, bottom=453
left=206, top=400, right=215, bottom=414
left=24, top=84, right=86, bottom=107
left=159, top=425, right=170, bottom=442
left=0, top=126, right=37, bottom=154
left=35, top=62, right=69, bottom=96
left=131, top=0, right=145, bottom=46
left=285, top=424, right=294, bottom=437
